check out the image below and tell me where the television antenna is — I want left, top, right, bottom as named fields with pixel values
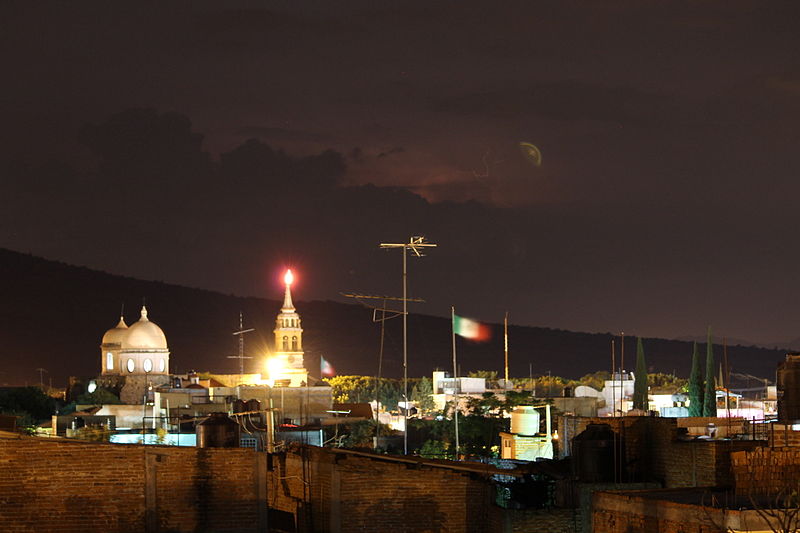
left=35, top=368, right=48, bottom=388
left=227, top=312, right=255, bottom=376
left=378, top=235, right=437, bottom=455
left=342, top=292, right=425, bottom=449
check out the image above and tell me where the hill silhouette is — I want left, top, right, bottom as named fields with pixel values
left=0, top=248, right=786, bottom=387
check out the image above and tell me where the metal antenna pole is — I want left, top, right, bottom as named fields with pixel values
left=35, top=368, right=47, bottom=388
left=228, top=312, right=255, bottom=396
left=341, top=292, right=425, bottom=450
left=379, top=236, right=437, bottom=455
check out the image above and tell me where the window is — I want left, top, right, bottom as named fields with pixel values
left=292, top=336, right=298, bottom=351
left=282, top=336, right=289, bottom=351
left=158, top=359, right=166, bottom=372
left=127, top=359, right=135, bottom=373
left=106, top=352, right=114, bottom=370
left=143, top=358, right=153, bottom=373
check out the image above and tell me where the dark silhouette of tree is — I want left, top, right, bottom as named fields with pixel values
left=704, top=327, right=717, bottom=417
left=689, top=342, right=704, bottom=416
left=633, top=337, right=648, bottom=410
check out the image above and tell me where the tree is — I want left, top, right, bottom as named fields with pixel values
left=703, top=327, right=717, bottom=417
left=688, top=342, right=704, bottom=417
left=410, top=377, right=435, bottom=414
left=0, top=386, right=57, bottom=426
left=76, top=388, right=121, bottom=405
left=633, top=337, right=649, bottom=410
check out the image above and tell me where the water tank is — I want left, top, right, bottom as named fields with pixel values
left=196, top=412, right=240, bottom=448
left=572, top=423, right=620, bottom=482
left=778, top=354, right=800, bottom=422
left=233, top=399, right=247, bottom=414
left=510, top=407, right=540, bottom=436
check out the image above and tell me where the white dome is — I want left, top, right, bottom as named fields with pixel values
left=102, top=317, right=128, bottom=345
left=123, top=306, right=168, bottom=350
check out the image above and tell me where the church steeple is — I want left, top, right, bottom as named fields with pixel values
left=269, top=269, right=308, bottom=387
left=282, top=269, right=295, bottom=311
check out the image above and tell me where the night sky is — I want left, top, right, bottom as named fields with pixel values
left=3, top=1, right=800, bottom=345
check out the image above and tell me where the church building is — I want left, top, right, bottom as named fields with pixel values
left=99, top=305, right=171, bottom=403
left=267, top=270, right=309, bottom=387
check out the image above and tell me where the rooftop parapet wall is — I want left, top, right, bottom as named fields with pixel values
left=731, top=447, right=800, bottom=497
left=0, top=433, right=265, bottom=533
left=559, top=416, right=761, bottom=488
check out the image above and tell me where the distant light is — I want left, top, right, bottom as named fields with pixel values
left=284, top=269, right=294, bottom=286
left=266, top=356, right=284, bottom=378
left=87, top=381, right=97, bottom=394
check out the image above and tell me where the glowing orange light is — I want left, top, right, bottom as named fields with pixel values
left=284, top=269, right=294, bottom=286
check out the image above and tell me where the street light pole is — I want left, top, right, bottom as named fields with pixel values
left=380, top=236, right=437, bottom=455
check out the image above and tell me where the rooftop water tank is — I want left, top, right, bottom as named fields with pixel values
left=510, top=406, right=540, bottom=436
left=196, top=412, right=240, bottom=448
left=572, top=423, right=620, bottom=482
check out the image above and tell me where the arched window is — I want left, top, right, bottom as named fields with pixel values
left=282, top=336, right=289, bottom=351
left=158, top=359, right=166, bottom=373
left=126, top=359, right=135, bottom=373
left=292, top=336, right=298, bottom=351
left=106, top=352, right=114, bottom=370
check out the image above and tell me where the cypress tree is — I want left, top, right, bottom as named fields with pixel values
left=633, top=337, right=649, bottom=411
left=703, top=326, right=717, bottom=417
left=688, top=342, right=704, bottom=417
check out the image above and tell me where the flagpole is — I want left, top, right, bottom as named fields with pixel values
left=504, top=312, right=509, bottom=386
left=451, top=306, right=460, bottom=459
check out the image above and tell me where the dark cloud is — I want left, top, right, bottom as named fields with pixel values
left=236, top=126, right=331, bottom=143
left=3, top=1, right=800, bottom=348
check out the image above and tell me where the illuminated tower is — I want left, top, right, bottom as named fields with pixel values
left=269, top=269, right=308, bottom=387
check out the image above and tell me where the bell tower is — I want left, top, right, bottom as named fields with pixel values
left=269, top=269, right=308, bottom=386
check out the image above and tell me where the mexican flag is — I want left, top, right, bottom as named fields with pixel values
left=453, top=314, right=491, bottom=342
left=320, top=356, right=335, bottom=377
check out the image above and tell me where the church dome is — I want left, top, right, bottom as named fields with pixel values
left=123, top=306, right=168, bottom=350
left=102, top=317, right=128, bottom=345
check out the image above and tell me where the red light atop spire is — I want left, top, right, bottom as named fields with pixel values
left=284, top=269, right=294, bottom=286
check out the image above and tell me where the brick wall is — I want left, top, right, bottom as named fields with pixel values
left=0, top=433, right=265, bottom=532
left=731, top=447, right=800, bottom=497
left=592, top=491, right=728, bottom=533
left=559, top=416, right=760, bottom=487
left=766, top=423, right=800, bottom=447
left=268, top=445, right=498, bottom=533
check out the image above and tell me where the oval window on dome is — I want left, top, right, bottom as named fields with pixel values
left=127, top=359, right=135, bottom=373
left=143, top=359, right=153, bottom=373
left=158, top=359, right=166, bottom=373
left=106, top=352, right=114, bottom=370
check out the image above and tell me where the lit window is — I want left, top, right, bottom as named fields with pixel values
left=292, top=336, right=298, bottom=351
left=143, top=359, right=153, bottom=373
left=106, top=352, right=114, bottom=370
left=282, top=336, right=289, bottom=351
left=127, top=359, right=135, bottom=373
left=158, top=359, right=165, bottom=372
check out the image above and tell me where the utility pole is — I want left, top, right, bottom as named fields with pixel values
left=379, top=236, right=437, bottom=455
